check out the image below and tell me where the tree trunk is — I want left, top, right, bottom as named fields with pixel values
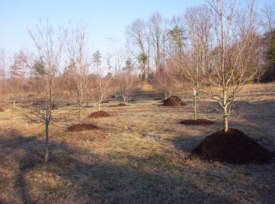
left=78, top=95, right=81, bottom=122
left=45, top=120, right=49, bottom=163
left=143, top=66, right=146, bottom=81
left=98, top=102, right=101, bottom=111
left=194, top=95, right=197, bottom=120
left=224, top=113, right=229, bottom=132
left=223, top=89, right=229, bottom=132
left=12, top=100, right=16, bottom=111
left=78, top=105, right=81, bottom=122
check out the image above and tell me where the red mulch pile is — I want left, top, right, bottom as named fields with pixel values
left=192, top=128, right=273, bottom=164
left=180, top=119, right=214, bottom=126
left=117, top=103, right=127, bottom=106
left=89, top=111, right=110, bottom=118
left=0, top=107, right=4, bottom=112
left=68, top=123, right=99, bottom=132
left=163, top=96, right=186, bottom=106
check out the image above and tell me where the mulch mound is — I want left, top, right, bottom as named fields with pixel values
left=163, top=96, right=186, bottom=106
left=89, top=111, right=110, bottom=118
left=68, top=123, right=99, bottom=132
left=180, top=119, right=214, bottom=126
left=192, top=128, right=273, bottom=164
left=0, top=107, right=4, bottom=112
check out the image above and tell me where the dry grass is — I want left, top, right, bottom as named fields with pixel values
left=0, top=83, right=274, bottom=204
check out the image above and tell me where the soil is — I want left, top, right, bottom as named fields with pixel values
left=117, top=103, right=127, bottom=106
left=101, top=100, right=110, bottom=104
left=0, top=107, right=4, bottom=112
left=154, top=97, right=163, bottom=100
left=32, top=101, right=57, bottom=109
left=180, top=119, right=214, bottom=126
left=192, top=128, right=273, bottom=164
left=163, top=96, right=186, bottom=106
left=68, top=123, right=99, bottom=132
left=89, top=111, right=110, bottom=118
left=32, top=101, right=42, bottom=106
left=51, top=104, right=57, bottom=110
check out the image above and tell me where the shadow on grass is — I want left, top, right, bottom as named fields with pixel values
left=169, top=135, right=206, bottom=155
left=0, top=130, right=245, bottom=204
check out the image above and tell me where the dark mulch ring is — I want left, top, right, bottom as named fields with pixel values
left=0, top=107, right=4, bottom=112
left=32, top=102, right=57, bottom=109
left=154, top=97, right=163, bottom=100
left=117, top=103, right=127, bottom=106
left=101, top=100, right=110, bottom=104
left=163, top=96, right=186, bottom=106
left=68, top=123, right=99, bottom=132
left=32, top=101, right=42, bottom=106
left=192, top=128, right=273, bottom=164
left=89, top=111, right=110, bottom=118
left=180, top=119, right=214, bottom=126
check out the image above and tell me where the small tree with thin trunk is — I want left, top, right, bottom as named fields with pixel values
left=127, top=19, right=151, bottom=81
left=183, top=5, right=213, bottom=120
left=180, top=51, right=201, bottom=120
left=27, top=22, right=65, bottom=162
left=92, top=51, right=113, bottom=111
left=206, top=0, right=258, bottom=132
left=117, top=59, right=137, bottom=103
left=66, top=27, right=90, bottom=121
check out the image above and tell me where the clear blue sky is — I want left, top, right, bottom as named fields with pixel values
left=0, top=0, right=272, bottom=56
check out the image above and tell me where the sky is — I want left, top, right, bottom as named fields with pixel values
left=0, top=0, right=273, bottom=57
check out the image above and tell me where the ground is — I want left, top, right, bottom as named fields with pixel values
left=0, top=83, right=274, bottom=204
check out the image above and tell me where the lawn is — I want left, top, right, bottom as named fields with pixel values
left=0, top=83, right=274, bottom=204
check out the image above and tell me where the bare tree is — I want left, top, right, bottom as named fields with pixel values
left=0, top=50, right=7, bottom=97
left=206, top=0, right=258, bottom=132
left=66, top=26, right=90, bottom=121
left=166, top=21, right=187, bottom=86
left=149, top=12, right=172, bottom=78
left=127, top=19, right=151, bottom=81
left=9, top=50, right=33, bottom=108
left=117, top=58, right=137, bottom=102
left=154, top=65, right=175, bottom=99
left=183, top=5, right=213, bottom=120
left=154, top=20, right=186, bottom=98
left=28, top=21, right=66, bottom=162
left=92, top=51, right=113, bottom=111
left=261, top=3, right=275, bottom=34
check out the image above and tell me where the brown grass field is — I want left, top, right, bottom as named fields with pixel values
left=0, top=83, right=274, bottom=204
